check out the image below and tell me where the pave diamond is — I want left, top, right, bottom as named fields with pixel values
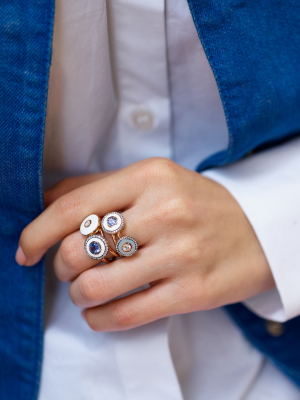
left=122, top=243, right=132, bottom=253
left=84, top=220, right=92, bottom=228
left=107, top=216, right=117, bottom=227
left=89, top=242, right=101, bottom=255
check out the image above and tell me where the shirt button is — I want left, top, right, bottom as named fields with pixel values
left=132, top=110, right=154, bottom=132
left=265, top=320, right=285, bottom=337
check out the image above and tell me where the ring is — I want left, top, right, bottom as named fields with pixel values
left=80, top=214, right=100, bottom=236
left=80, top=214, right=118, bottom=261
left=101, top=212, right=124, bottom=235
left=101, top=212, right=138, bottom=257
left=116, top=236, right=138, bottom=257
left=84, top=234, right=109, bottom=261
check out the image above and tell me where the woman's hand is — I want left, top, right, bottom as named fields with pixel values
left=16, top=158, right=275, bottom=331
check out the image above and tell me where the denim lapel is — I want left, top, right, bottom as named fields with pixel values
left=0, top=1, right=54, bottom=398
left=187, top=0, right=300, bottom=387
left=187, top=0, right=300, bottom=171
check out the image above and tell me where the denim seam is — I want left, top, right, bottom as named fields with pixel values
left=31, top=1, right=55, bottom=399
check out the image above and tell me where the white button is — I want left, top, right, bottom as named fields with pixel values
left=132, top=110, right=154, bottom=132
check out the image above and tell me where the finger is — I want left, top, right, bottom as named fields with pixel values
left=82, top=282, right=179, bottom=332
left=44, top=171, right=116, bottom=207
left=53, top=231, right=104, bottom=282
left=69, top=246, right=168, bottom=308
left=17, top=164, right=143, bottom=266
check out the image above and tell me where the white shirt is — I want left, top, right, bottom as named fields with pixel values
left=40, top=0, right=300, bottom=399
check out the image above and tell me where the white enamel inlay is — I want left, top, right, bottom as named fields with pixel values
left=84, top=235, right=109, bottom=260
left=101, top=212, right=124, bottom=234
left=80, top=214, right=99, bottom=236
left=116, top=236, right=138, bottom=257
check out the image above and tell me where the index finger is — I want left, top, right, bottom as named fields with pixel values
left=16, top=166, right=141, bottom=266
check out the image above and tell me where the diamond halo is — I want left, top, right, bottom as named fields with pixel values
left=116, top=236, right=138, bottom=257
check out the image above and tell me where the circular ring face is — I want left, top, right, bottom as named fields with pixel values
left=84, top=235, right=109, bottom=260
left=116, top=236, right=138, bottom=257
left=101, top=212, right=124, bottom=234
left=80, top=214, right=100, bottom=236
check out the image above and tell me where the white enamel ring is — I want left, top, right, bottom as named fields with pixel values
left=80, top=214, right=100, bottom=236
left=84, top=235, right=109, bottom=260
left=101, top=212, right=124, bottom=234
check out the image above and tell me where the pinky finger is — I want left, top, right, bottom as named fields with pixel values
left=82, top=282, right=178, bottom=332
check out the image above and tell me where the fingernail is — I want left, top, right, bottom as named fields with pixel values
left=15, top=246, right=26, bottom=266
left=81, top=310, right=87, bottom=321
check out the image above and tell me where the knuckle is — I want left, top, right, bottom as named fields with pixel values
left=85, top=314, right=100, bottom=332
left=166, top=197, right=188, bottom=217
left=60, top=237, right=81, bottom=269
left=174, top=237, right=191, bottom=258
left=140, top=158, right=177, bottom=182
left=110, top=304, right=136, bottom=330
left=78, top=271, right=106, bottom=305
left=155, top=197, right=192, bottom=225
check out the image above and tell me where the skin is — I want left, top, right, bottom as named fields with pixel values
left=16, top=158, right=275, bottom=331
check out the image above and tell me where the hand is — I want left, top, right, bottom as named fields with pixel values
left=16, top=158, right=275, bottom=331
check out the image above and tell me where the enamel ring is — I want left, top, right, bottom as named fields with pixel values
left=84, top=235, right=109, bottom=261
left=115, top=236, right=138, bottom=257
left=101, top=212, right=138, bottom=257
left=80, top=214, right=100, bottom=236
left=80, top=214, right=118, bottom=261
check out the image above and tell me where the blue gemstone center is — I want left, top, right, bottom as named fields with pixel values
left=107, top=216, right=117, bottom=227
left=89, top=241, right=101, bottom=255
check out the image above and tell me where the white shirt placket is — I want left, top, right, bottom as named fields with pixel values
left=107, top=0, right=172, bottom=168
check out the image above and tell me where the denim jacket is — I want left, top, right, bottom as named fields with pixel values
left=0, top=1, right=300, bottom=398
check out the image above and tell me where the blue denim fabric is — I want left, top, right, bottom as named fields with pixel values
left=187, top=0, right=300, bottom=387
left=225, top=304, right=300, bottom=387
left=0, top=1, right=54, bottom=399
left=1, top=0, right=300, bottom=397
left=187, top=0, right=300, bottom=171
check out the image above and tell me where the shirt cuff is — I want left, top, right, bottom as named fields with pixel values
left=202, top=136, right=300, bottom=322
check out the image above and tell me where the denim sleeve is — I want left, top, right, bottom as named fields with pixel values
left=202, top=136, right=300, bottom=322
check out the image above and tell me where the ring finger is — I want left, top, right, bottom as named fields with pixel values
left=68, top=245, right=168, bottom=309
